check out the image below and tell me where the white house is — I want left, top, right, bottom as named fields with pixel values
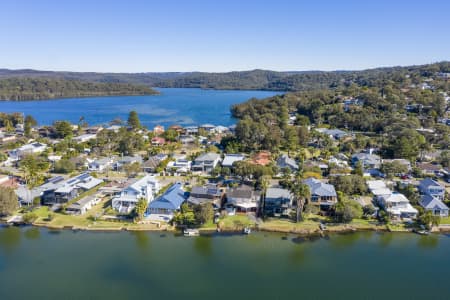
left=222, top=154, right=245, bottom=168
left=191, top=152, right=221, bottom=173
left=73, top=134, right=97, bottom=143
left=8, top=142, right=47, bottom=161
left=379, top=193, right=418, bottom=219
left=88, top=157, right=114, bottom=172
left=111, top=175, right=160, bottom=214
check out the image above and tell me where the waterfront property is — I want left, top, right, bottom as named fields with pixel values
left=264, top=187, right=293, bottom=216
left=41, top=173, right=103, bottom=205
left=187, top=184, right=224, bottom=209
left=225, top=185, right=260, bottom=212
left=147, top=182, right=186, bottom=220
left=66, top=195, right=100, bottom=215
left=112, top=175, right=160, bottom=214
left=303, top=178, right=337, bottom=209
left=419, top=194, right=449, bottom=217
left=378, top=193, right=418, bottom=219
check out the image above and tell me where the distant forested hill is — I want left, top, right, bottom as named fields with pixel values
left=0, top=61, right=449, bottom=92
left=0, top=78, right=159, bottom=101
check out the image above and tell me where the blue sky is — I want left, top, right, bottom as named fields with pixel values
left=0, top=0, right=449, bottom=72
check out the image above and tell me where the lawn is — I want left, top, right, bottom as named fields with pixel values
left=219, top=214, right=255, bottom=230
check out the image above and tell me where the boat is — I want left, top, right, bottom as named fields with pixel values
left=183, top=228, right=200, bottom=237
left=319, top=223, right=327, bottom=231
left=243, top=227, right=251, bottom=235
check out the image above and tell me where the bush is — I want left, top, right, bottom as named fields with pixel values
left=23, top=212, right=38, bottom=224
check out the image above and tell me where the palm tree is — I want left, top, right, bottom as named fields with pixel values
left=259, top=175, right=270, bottom=218
left=290, top=180, right=310, bottom=223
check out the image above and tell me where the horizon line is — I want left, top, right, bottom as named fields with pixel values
left=1, top=60, right=449, bottom=75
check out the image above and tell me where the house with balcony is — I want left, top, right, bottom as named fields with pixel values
left=40, top=173, right=103, bottom=205
left=187, top=184, right=224, bottom=209
left=111, top=175, right=160, bottom=214
left=147, top=182, right=186, bottom=220
left=8, top=142, right=47, bottom=161
left=191, top=152, right=221, bottom=173
left=225, top=185, right=261, bottom=213
left=166, top=155, right=192, bottom=174
left=303, top=178, right=337, bottom=210
left=418, top=178, right=445, bottom=201
left=379, top=193, right=418, bottom=219
left=419, top=194, right=449, bottom=217
left=264, top=187, right=293, bottom=217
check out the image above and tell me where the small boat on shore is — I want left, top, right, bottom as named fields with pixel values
left=184, top=228, right=200, bottom=236
left=243, top=227, right=251, bottom=235
left=319, top=223, right=327, bottom=231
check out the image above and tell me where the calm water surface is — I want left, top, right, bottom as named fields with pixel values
left=0, top=88, right=279, bottom=128
left=1, top=227, right=449, bottom=300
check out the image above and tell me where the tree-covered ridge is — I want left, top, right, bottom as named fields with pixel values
left=0, top=61, right=449, bottom=91
left=229, top=66, right=450, bottom=162
left=0, top=78, right=159, bottom=101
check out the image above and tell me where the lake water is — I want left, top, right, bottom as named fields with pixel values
left=0, top=88, right=279, bottom=128
left=1, top=227, right=449, bottom=300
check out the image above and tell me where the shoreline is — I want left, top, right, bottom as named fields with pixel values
left=3, top=221, right=450, bottom=236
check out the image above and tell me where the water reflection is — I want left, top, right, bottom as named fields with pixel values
left=194, top=236, right=212, bottom=257
left=329, top=232, right=364, bottom=249
left=417, top=234, right=439, bottom=249
left=377, top=232, right=394, bottom=248
left=131, top=231, right=151, bottom=251
left=24, top=227, right=41, bottom=240
left=0, top=227, right=21, bottom=253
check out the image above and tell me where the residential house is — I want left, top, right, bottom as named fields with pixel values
left=222, top=154, right=245, bottom=168
left=41, top=173, right=103, bottom=205
left=264, top=187, right=293, bottom=216
left=251, top=151, right=271, bottom=166
left=73, top=134, right=97, bottom=143
left=114, top=155, right=143, bottom=171
left=351, top=153, right=381, bottom=170
left=419, top=194, right=449, bottom=217
left=199, top=124, right=216, bottom=133
left=367, top=180, right=392, bottom=202
left=142, top=154, right=167, bottom=173
left=187, top=184, right=224, bottom=209
left=66, top=195, right=100, bottom=215
left=378, top=193, right=418, bottom=219
left=179, top=135, right=195, bottom=144
left=151, top=136, right=166, bottom=146
left=166, top=155, right=192, bottom=174
left=147, top=182, right=186, bottom=220
left=316, top=128, right=348, bottom=140
left=8, top=142, right=47, bottom=161
left=418, top=178, right=445, bottom=201
left=277, top=154, right=299, bottom=172
left=184, top=126, right=198, bottom=135
left=111, top=175, right=160, bottom=214
left=192, top=152, right=221, bottom=173
left=417, top=163, right=443, bottom=176
left=85, top=126, right=103, bottom=134
left=153, top=125, right=165, bottom=135
left=226, top=185, right=260, bottom=212
left=303, top=178, right=337, bottom=209
left=88, top=157, right=114, bottom=172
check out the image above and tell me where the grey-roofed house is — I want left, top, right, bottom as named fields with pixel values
left=419, top=194, right=449, bottom=217
left=41, top=173, right=103, bottom=205
left=142, top=154, right=167, bottom=173
left=66, top=195, right=99, bottom=215
left=277, top=154, right=299, bottom=172
left=147, top=182, right=186, bottom=220
left=316, top=128, right=349, bottom=140
left=303, top=178, right=337, bottom=209
left=222, top=154, right=245, bottom=168
left=114, top=155, right=143, bottom=171
left=88, top=157, right=114, bottom=172
left=351, top=153, right=381, bottom=169
left=187, top=184, right=224, bottom=209
left=226, top=185, right=260, bottom=212
left=191, top=152, right=221, bottom=173
left=418, top=178, right=445, bottom=201
left=264, top=187, right=293, bottom=216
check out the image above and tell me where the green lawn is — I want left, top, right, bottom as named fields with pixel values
left=219, top=215, right=255, bottom=230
